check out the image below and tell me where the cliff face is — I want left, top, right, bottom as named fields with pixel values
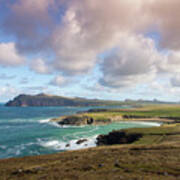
left=5, top=94, right=115, bottom=107
left=51, top=114, right=112, bottom=126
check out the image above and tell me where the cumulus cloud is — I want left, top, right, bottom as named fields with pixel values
left=146, top=0, right=180, bottom=50
left=50, top=75, right=67, bottom=86
left=30, top=58, right=51, bottom=74
left=51, top=0, right=149, bottom=75
left=0, top=42, right=24, bottom=66
left=158, top=51, right=180, bottom=74
left=2, top=0, right=56, bottom=53
left=2, top=0, right=180, bottom=95
left=100, top=34, right=161, bottom=87
left=171, top=75, right=180, bottom=87
left=0, top=85, right=19, bottom=101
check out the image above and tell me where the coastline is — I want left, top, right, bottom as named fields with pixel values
left=1, top=123, right=180, bottom=180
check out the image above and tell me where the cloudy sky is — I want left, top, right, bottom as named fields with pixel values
left=0, top=0, right=180, bottom=102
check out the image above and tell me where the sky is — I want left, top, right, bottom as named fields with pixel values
left=0, top=0, right=180, bottom=102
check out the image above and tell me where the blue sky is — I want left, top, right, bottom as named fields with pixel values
left=0, top=0, right=180, bottom=102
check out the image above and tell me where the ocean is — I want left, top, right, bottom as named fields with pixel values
left=0, top=104, right=160, bottom=159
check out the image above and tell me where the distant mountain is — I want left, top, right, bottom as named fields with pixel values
left=5, top=94, right=178, bottom=107
left=5, top=94, right=124, bottom=107
left=124, top=99, right=176, bottom=105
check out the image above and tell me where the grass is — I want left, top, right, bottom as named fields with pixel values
left=84, top=105, right=180, bottom=121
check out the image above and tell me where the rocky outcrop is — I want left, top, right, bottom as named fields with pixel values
left=96, top=130, right=142, bottom=146
left=76, top=139, right=88, bottom=144
left=51, top=115, right=112, bottom=126
left=52, top=115, right=94, bottom=126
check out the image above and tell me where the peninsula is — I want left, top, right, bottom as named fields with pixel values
left=51, top=105, right=180, bottom=126
left=5, top=94, right=175, bottom=107
left=5, top=93, right=123, bottom=107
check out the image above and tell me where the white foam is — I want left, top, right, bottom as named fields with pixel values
left=39, top=118, right=51, bottom=123
left=0, top=145, right=6, bottom=150
left=38, top=136, right=97, bottom=151
left=130, top=121, right=162, bottom=127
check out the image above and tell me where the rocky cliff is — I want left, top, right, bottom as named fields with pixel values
left=51, top=114, right=112, bottom=126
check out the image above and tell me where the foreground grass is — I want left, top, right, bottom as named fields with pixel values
left=1, top=124, right=180, bottom=180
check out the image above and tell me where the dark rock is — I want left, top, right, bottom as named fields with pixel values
left=114, top=161, right=120, bottom=168
left=87, top=109, right=109, bottom=113
left=57, top=116, right=95, bottom=126
left=96, top=130, right=142, bottom=146
left=98, top=164, right=104, bottom=168
left=76, top=139, right=88, bottom=145
left=66, top=144, right=70, bottom=147
left=12, top=169, right=23, bottom=175
left=87, top=118, right=94, bottom=124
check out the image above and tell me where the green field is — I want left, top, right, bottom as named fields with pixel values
left=83, top=105, right=180, bottom=121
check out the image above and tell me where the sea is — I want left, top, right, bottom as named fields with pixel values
left=0, top=104, right=161, bottom=159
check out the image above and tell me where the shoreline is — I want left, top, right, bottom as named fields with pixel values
left=1, top=123, right=180, bottom=179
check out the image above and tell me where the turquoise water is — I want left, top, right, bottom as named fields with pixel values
left=0, top=104, right=159, bottom=159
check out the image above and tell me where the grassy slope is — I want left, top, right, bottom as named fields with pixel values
left=82, top=105, right=180, bottom=121
left=1, top=124, right=180, bottom=180
left=52, top=105, right=180, bottom=125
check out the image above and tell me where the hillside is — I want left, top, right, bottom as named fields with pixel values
left=5, top=94, right=124, bottom=107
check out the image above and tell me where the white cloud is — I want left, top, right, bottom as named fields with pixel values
left=158, top=51, right=180, bottom=74
left=171, top=75, right=180, bottom=87
left=146, top=0, right=180, bottom=50
left=0, top=85, right=19, bottom=101
left=0, top=42, right=24, bottom=66
left=30, top=58, right=50, bottom=74
left=51, top=0, right=148, bottom=75
left=100, top=34, right=161, bottom=88
left=2, top=0, right=180, bottom=100
left=50, top=75, right=67, bottom=87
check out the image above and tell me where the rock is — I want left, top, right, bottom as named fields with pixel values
left=76, top=139, right=88, bottom=145
left=55, top=115, right=95, bottom=126
left=66, top=144, right=70, bottom=147
left=98, top=164, right=104, bottom=168
left=114, top=161, right=120, bottom=168
left=12, top=169, right=23, bottom=175
left=96, top=130, right=142, bottom=146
